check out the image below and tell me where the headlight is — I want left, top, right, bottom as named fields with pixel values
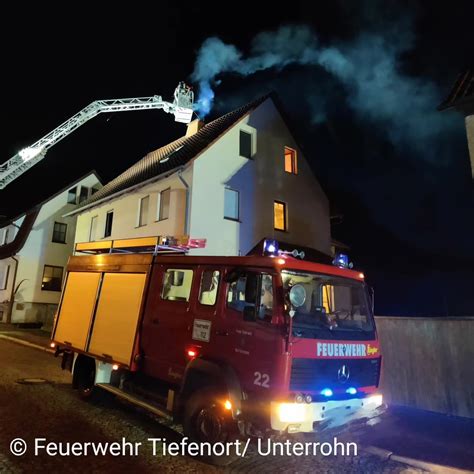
left=366, top=394, right=383, bottom=407
left=278, top=403, right=306, bottom=423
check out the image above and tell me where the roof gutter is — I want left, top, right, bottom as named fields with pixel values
left=63, top=165, right=185, bottom=217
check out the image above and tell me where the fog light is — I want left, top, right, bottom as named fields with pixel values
left=278, top=403, right=306, bottom=423
left=304, top=394, right=313, bottom=403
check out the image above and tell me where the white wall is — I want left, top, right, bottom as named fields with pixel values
left=74, top=171, right=191, bottom=245
left=9, top=173, right=100, bottom=323
left=189, top=98, right=331, bottom=256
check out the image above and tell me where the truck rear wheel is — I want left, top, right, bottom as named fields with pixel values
left=75, top=356, right=97, bottom=400
left=183, top=387, right=240, bottom=466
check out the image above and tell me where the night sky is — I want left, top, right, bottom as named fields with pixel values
left=1, top=1, right=473, bottom=316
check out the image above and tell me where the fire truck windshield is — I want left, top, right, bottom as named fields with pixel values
left=282, top=270, right=375, bottom=339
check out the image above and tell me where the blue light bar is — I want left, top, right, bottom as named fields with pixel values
left=263, top=239, right=279, bottom=256
left=346, top=387, right=357, bottom=395
left=333, top=253, right=349, bottom=268
left=320, top=388, right=333, bottom=397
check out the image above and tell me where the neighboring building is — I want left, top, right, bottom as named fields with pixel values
left=438, top=70, right=474, bottom=178
left=0, top=172, right=101, bottom=329
left=68, top=94, right=331, bottom=260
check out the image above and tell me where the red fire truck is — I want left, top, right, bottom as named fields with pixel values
left=51, top=237, right=383, bottom=463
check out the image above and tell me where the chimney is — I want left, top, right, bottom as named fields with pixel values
left=186, top=119, right=205, bottom=137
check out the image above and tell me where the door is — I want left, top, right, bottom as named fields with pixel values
left=141, top=264, right=196, bottom=382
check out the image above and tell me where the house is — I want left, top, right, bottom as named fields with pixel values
left=0, top=172, right=101, bottom=329
left=438, top=70, right=474, bottom=178
left=67, top=94, right=332, bottom=261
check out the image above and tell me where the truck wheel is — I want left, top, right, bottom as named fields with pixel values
left=75, top=357, right=97, bottom=400
left=183, top=388, right=240, bottom=466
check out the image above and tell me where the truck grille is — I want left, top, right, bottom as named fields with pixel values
left=290, top=357, right=381, bottom=392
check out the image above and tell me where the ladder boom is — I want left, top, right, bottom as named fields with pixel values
left=0, top=83, right=194, bottom=189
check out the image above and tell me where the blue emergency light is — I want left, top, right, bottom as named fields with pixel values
left=263, top=239, right=279, bottom=256
left=346, top=387, right=357, bottom=395
left=320, top=388, right=333, bottom=397
left=332, top=253, right=353, bottom=269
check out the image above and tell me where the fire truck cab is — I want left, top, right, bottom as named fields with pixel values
left=51, top=237, right=383, bottom=459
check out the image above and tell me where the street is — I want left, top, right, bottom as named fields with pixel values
left=0, top=338, right=470, bottom=473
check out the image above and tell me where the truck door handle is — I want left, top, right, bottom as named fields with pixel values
left=216, top=330, right=229, bottom=336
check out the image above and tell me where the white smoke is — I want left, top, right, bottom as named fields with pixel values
left=191, top=24, right=455, bottom=156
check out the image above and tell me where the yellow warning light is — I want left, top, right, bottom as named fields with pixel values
left=224, top=400, right=232, bottom=410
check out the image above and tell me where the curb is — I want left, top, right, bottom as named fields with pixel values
left=0, top=334, right=54, bottom=353
left=364, top=446, right=473, bottom=474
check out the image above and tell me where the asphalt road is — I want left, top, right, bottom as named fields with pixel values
left=0, top=338, right=445, bottom=473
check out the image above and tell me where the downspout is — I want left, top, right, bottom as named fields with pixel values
left=6, top=256, right=18, bottom=324
left=178, top=171, right=190, bottom=236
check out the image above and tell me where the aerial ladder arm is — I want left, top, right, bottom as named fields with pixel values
left=0, top=83, right=194, bottom=190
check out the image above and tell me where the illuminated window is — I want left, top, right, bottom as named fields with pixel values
left=162, top=268, right=193, bottom=302
left=104, top=211, right=114, bottom=237
left=158, top=188, right=170, bottom=220
left=199, top=270, right=220, bottom=306
left=284, top=147, right=297, bottom=174
left=274, top=201, right=287, bottom=231
left=240, top=131, right=252, bottom=159
left=224, top=188, right=239, bottom=220
left=52, top=222, right=67, bottom=243
left=41, top=265, right=63, bottom=292
left=138, top=195, right=149, bottom=226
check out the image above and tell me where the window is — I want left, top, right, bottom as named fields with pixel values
left=224, top=188, right=239, bottom=220
left=274, top=201, right=287, bottom=231
left=41, top=265, right=63, bottom=292
left=199, top=270, right=220, bottom=306
left=67, top=187, right=77, bottom=204
left=227, top=272, right=273, bottom=322
left=91, top=186, right=100, bottom=195
left=138, top=195, right=149, bottom=227
left=1, top=228, right=9, bottom=246
left=89, top=216, right=98, bottom=241
left=239, top=130, right=252, bottom=159
left=52, top=222, right=67, bottom=243
left=104, top=211, right=114, bottom=238
left=158, top=188, right=170, bottom=220
left=161, top=268, right=193, bottom=302
left=284, top=146, right=297, bottom=174
left=79, top=186, right=89, bottom=203
left=1, top=265, right=10, bottom=290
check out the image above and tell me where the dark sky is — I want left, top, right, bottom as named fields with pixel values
left=1, top=1, right=473, bottom=315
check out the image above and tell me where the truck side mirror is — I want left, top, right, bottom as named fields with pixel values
left=243, top=305, right=256, bottom=322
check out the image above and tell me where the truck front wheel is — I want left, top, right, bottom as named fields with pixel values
left=183, top=387, right=240, bottom=466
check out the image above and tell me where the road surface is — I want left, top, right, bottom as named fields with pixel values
left=0, top=338, right=459, bottom=473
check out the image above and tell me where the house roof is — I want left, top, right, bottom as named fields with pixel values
left=73, top=93, right=272, bottom=213
left=438, top=70, right=474, bottom=113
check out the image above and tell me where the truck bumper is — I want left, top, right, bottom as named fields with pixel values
left=270, top=394, right=383, bottom=433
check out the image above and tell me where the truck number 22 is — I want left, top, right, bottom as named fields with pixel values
left=254, top=371, right=270, bottom=388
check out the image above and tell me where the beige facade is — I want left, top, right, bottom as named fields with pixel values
left=72, top=98, right=331, bottom=259
left=466, top=115, right=474, bottom=178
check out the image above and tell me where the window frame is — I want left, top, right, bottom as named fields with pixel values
left=274, top=200, right=288, bottom=231
left=198, top=269, right=221, bottom=307
left=41, top=265, right=64, bottom=292
left=158, top=188, right=171, bottom=221
left=1, top=265, right=10, bottom=290
left=67, top=187, right=77, bottom=205
left=104, top=210, right=114, bottom=238
left=52, top=221, right=67, bottom=244
left=239, top=130, right=253, bottom=159
left=284, top=146, right=298, bottom=174
left=224, top=188, right=240, bottom=221
left=161, top=267, right=194, bottom=303
left=137, top=195, right=150, bottom=227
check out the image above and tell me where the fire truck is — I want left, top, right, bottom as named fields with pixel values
left=51, top=237, right=383, bottom=464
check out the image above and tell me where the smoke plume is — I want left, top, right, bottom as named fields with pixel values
left=191, top=24, right=457, bottom=158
